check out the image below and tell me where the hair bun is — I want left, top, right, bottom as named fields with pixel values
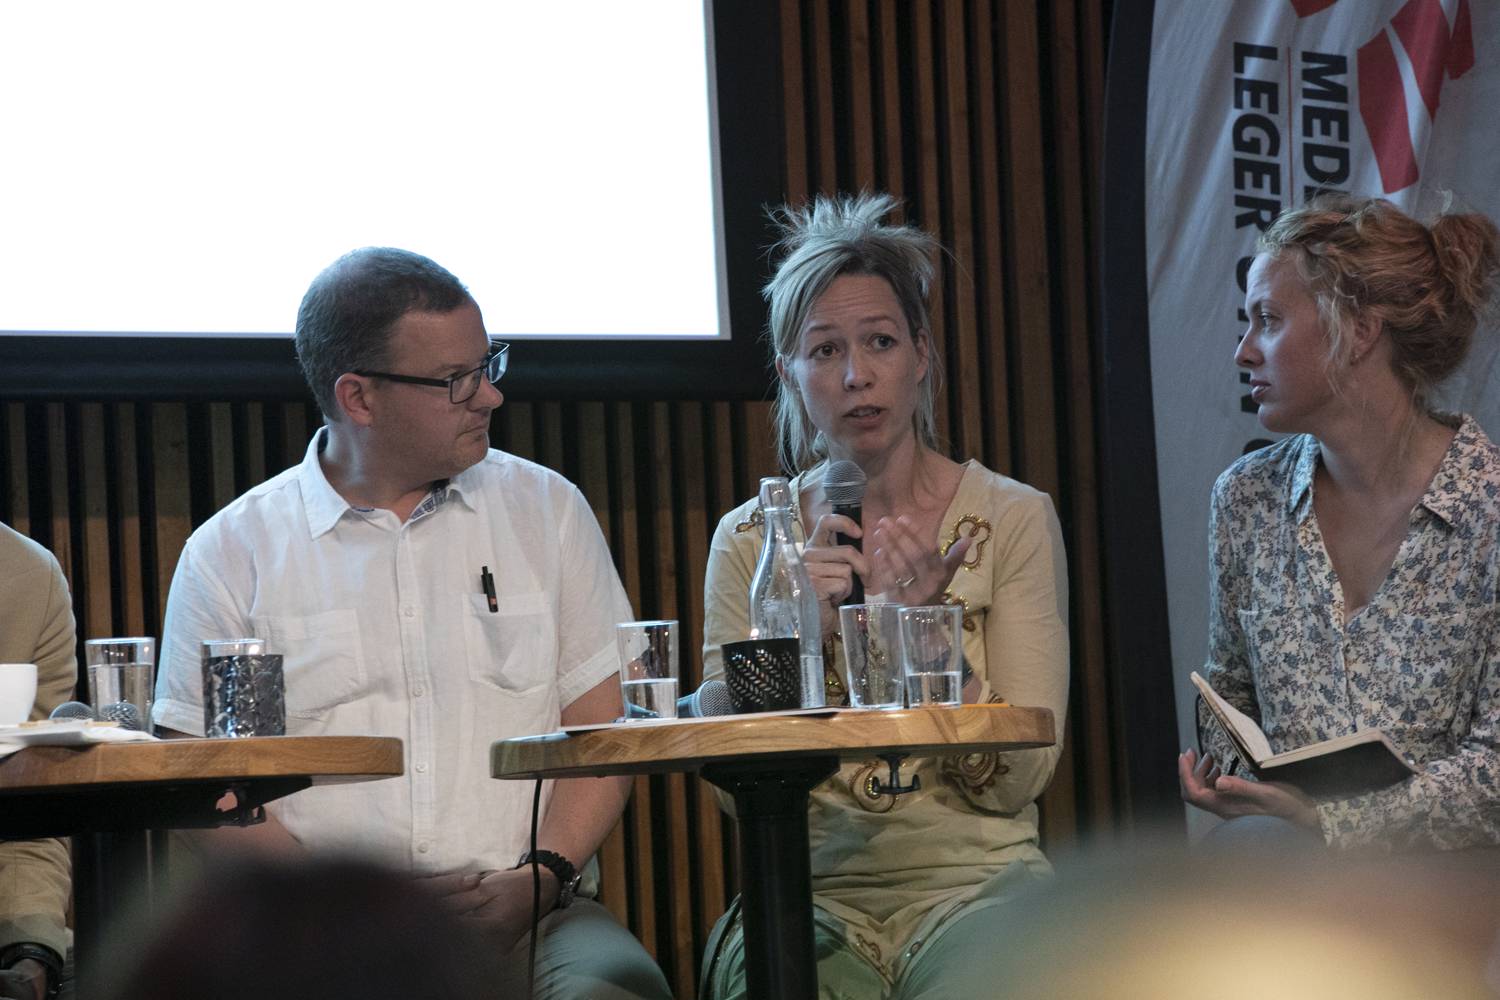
left=1430, top=212, right=1500, bottom=317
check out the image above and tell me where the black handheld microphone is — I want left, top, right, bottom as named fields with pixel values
left=825, top=460, right=867, bottom=605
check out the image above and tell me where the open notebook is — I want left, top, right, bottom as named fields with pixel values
left=1191, top=672, right=1416, bottom=798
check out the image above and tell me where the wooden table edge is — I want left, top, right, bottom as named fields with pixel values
left=0, top=735, right=405, bottom=791
left=491, top=705, right=1055, bottom=780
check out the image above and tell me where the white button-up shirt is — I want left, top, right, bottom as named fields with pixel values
left=155, top=429, right=632, bottom=873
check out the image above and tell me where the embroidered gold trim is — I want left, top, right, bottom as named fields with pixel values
left=942, top=513, right=993, bottom=572
left=823, top=656, right=848, bottom=705
left=942, top=591, right=977, bottom=633
left=853, top=761, right=897, bottom=813
left=851, top=932, right=888, bottom=978
left=939, top=751, right=1008, bottom=794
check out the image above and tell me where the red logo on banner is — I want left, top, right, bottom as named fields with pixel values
left=1355, top=0, right=1475, bottom=192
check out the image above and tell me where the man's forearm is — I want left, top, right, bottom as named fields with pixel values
left=533, top=775, right=631, bottom=866
left=533, top=674, right=632, bottom=864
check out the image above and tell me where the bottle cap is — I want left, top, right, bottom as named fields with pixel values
left=759, top=476, right=793, bottom=510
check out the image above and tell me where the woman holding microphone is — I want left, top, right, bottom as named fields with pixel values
left=700, top=193, right=1070, bottom=998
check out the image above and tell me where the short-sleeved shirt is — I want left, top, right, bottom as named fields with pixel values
left=1202, top=413, right=1500, bottom=851
left=155, top=429, right=632, bottom=873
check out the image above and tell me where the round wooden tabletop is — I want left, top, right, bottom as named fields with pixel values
left=492, top=704, right=1055, bottom=780
left=0, top=735, right=405, bottom=792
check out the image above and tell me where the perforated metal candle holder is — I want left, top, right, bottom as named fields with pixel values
left=721, top=637, right=802, bottom=713
left=202, top=654, right=286, bottom=738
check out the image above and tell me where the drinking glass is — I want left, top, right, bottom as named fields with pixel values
left=85, top=637, right=156, bottom=731
left=838, top=604, right=904, bottom=709
left=897, top=606, right=963, bottom=707
left=617, top=621, right=680, bottom=720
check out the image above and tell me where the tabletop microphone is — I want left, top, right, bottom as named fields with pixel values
left=679, top=679, right=733, bottom=718
left=49, top=700, right=96, bottom=721
left=624, top=679, right=734, bottom=720
left=825, top=459, right=867, bottom=605
left=98, top=701, right=145, bottom=731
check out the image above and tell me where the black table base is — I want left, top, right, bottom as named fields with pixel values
left=1, top=778, right=304, bottom=998
left=701, top=755, right=839, bottom=1000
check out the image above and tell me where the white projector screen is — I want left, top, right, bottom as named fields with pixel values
left=0, top=1, right=726, bottom=341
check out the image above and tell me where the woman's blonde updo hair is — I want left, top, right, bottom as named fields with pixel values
left=764, top=192, right=944, bottom=472
left=1257, top=194, right=1499, bottom=407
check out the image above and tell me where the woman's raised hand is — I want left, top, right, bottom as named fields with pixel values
left=803, top=513, right=869, bottom=633
left=868, top=515, right=971, bottom=607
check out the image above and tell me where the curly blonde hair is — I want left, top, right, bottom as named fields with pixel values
left=763, top=192, right=945, bottom=472
left=1257, top=194, right=1499, bottom=407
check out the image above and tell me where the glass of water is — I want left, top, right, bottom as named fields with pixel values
left=84, top=637, right=156, bottom=731
left=897, top=606, right=963, bottom=707
left=616, top=620, right=679, bottom=720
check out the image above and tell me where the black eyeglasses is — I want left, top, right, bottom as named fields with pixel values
left=354, top=343, right=509, bottom=404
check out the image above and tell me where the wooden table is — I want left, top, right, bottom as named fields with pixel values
left=493, top=705, right=1054, bottom=1000
left=0, top=735, right=403, bottom=997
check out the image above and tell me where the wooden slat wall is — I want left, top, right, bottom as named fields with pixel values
left=0, top=3, right=1116, bottom=995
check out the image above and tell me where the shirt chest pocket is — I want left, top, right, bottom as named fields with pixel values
left=1366, top=611, right=1477, bottom=733
left=250, top=609, right=365, bottom=720
left=463, top=592, right=556, bottom=694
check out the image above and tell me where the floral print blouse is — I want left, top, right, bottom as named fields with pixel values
left=1202, top=413, right=1500, bottom=851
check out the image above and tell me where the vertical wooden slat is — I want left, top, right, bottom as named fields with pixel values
left=241, top=402, right=266, bottom=486
left=874, top=0, right=904, bottom=207
left=535, top=401, right=565, bottom=472
left=780, top=0, right=809, bottom=201
left=45, top=405, right=71, bottom=586
left=113, top=406, right=147, bottom=637
left=504, top=402, right=535, bottom=464
left=4, top=403, right=28, bottom=534
left=999, top=0, right=1060, bottom=498
left=808, top=1, right=837, bottom=193
left=209, top=403, right=237, bottom=514
left=282, top=403, right=310, bottom=469
left=968, top=0, right=1014, bottom=475
left=909, top=2, right=948, bottom=450
left=151, top=404, right=192, bottom=623
left=936, top=1, right=981, bottom=463
left=78, top=404, right=113, bottom=640
left=844, top=0, right=876, bottom=186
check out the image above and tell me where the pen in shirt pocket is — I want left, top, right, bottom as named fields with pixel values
left=480, top=565, right=498, bottom=612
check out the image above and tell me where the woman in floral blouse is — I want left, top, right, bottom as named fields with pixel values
left=1180, top=195, right=1500, bottom=850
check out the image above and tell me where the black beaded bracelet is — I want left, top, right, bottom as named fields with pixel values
left=0, top=942, right=63, bottom=999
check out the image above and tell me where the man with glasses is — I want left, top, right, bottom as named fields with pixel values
left=153, top=248, right=671, bottom=999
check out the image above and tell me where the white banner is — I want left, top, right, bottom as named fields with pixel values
left=1146, top=0, right=1500, bottom=827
